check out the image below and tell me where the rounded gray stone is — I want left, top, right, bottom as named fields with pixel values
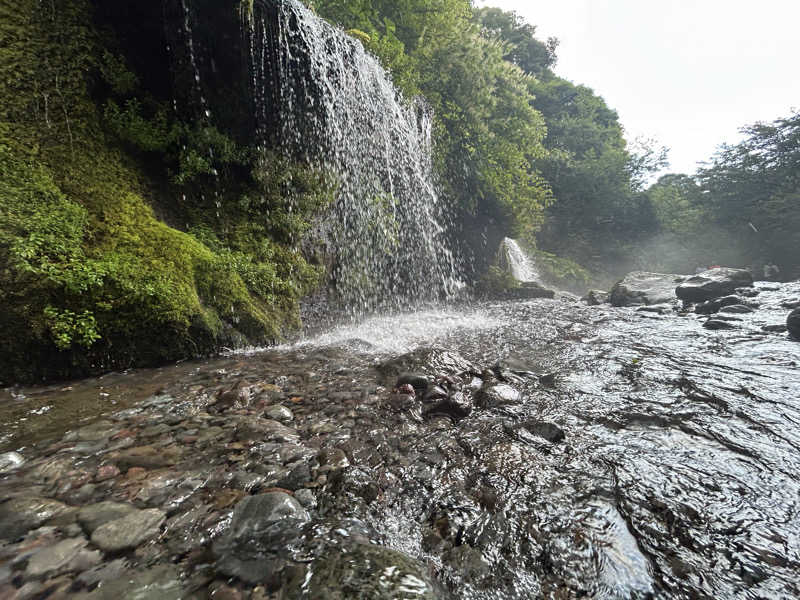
left=90, top=508, right=165, bottom=553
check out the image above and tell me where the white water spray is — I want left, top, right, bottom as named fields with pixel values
left=242, top=0, right=460, bottom=315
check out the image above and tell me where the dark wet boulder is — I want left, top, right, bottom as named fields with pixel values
left=788, top=309, right=800, bottom=339
left=609, top=272, right=686, bottom=307
left=214, top=492, right=310, bottom=585
left=582, top=290, right=610, bottom=306
left=695, top=295, right=741, bottom=314
left=676, top=268, right=754, bottom=302
left=703, top=319, right=738, bottom=330
left=285, top=543, right=439, bottom=600
left=397, top=373, right=430, bottom=392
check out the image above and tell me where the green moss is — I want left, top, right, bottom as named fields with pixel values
left=0, top=0, right=330, bottom=383
left=476, top=265, right=520, bottom=295
left=530, top=248, right=590, bottom=293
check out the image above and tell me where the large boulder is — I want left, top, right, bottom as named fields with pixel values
left=609, top=272, right=686, bottom=307
left=582, top=290, right=610, bottom=306
left=788, top=309, right=800, bottom=339
left=675, top=268, right=754, bottom=302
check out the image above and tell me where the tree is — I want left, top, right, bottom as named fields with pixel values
left=697, top=111, right=800, bottom=275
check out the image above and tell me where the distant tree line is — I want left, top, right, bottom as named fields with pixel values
left=312, top=1, right=798, bottom=283
left=647, top=111, right=800, bottom=279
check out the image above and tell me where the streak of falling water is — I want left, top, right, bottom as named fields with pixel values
left=242, top=0, right=461, bottom=315
left=501, top=237, right=542, bottom=283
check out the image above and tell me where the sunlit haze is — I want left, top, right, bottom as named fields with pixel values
left=477, top=0, right=800, bottom=176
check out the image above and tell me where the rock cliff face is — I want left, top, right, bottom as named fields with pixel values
left=0, top=0, right=330, bottom=383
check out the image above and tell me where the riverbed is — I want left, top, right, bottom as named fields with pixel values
left=1, top=282, right=798, bottom=599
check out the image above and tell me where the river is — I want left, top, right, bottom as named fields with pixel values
left=1, top=281, right=798, bottom=599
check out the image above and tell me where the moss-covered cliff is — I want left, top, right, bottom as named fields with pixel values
left=0, top=0, right=329, bottom=384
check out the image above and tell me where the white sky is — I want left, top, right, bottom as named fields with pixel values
left=476, top=0, right=800, bottom=176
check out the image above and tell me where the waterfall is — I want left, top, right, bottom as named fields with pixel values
left=500, top=238, right=541, bottom=283
left=242, top=0, right=460, bottom=315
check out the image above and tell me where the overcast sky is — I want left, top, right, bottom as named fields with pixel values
left=476, top=0, right=800, bottom=177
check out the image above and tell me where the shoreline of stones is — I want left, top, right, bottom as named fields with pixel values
left=583, top=268, right=800, bottom=338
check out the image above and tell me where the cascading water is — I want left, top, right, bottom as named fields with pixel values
left=499, top=237, right=542, bottom=283
left=242, top=0, right=460, bottom=315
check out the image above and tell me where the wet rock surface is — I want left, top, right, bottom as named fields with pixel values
left=788, top=307, right=800, bottom=339
left=0, top=281, right=799, bottom=599
left=609, top=271, right=686, bottom=306
left=675, top=267, right=754, bottom=302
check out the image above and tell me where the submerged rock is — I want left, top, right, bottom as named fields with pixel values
left=475, top=383, right=522, bottom=408
left=286, top=543, right=439, bottom=600
left=695, top=295, right=742, bottom=314
left=788, top=308, right=800, bottom=339
left=423, top=391, right=473, bottom=421
left=214, top=492, right=310, bottom=585
left=379, top=347, right=478, bottom=380
left=90, top=508, right=165, bottom=552
left=0, top=497, right=71, bottom=541
left=77, top=501, right=139, bottom=535
left=676, top=268, right=754, bottom=302
left=719, top=304, right=754, bottom=314
left=582, top=289, right=610, bottom=306
left=0, top=451, right=25, bottom=474
left=78, top=564, right=184, bottom=599
left=520, top=420, right=566, bottom=444
left=609, top=272, right=685, bottom=307
left=703, top=319, right=738, bottom=331
left=25, top=537, right=93, bottom=578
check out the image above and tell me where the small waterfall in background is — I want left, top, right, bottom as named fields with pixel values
left=499, top=237, right=542, bottom=283
left=242, top=0, right=461, bottom=316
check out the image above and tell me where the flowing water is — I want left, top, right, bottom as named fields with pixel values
left=500, top=238, right=542, bottom=284
left=242, top=0, right=460, bottom=314
left=2, top=282, right=798, bottom=598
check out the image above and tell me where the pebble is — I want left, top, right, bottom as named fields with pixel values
left=263, top=405, right=294, bottom=423
left=90, top=508, right=166, bottom=552
left=24, top=537, right=88, bottom=578
left=94, top=465, right=120, bottom=482
left=0, top=498, right=71, bottom=541
left=77, top=501, right=138, bottom=535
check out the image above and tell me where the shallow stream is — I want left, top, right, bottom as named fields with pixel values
left=1, top=282, right=798, bottom=599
